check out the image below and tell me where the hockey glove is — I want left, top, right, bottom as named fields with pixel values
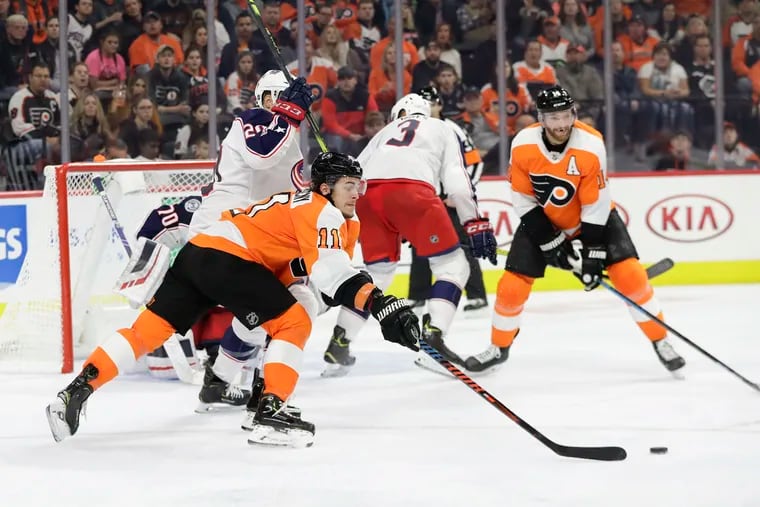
left=580, top=245, right=606, bottom=291
left=368, top=291, right=420, bottom=352
left=540, top=232, right=578, bottom=271
left=464, top=218, right=498, bottom=265
left=272, top=77, right=314, bottom=124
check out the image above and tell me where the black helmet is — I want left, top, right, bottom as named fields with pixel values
left=417, top=85, right=441, bottom=105
left=536, top=86, right=575, bottom=114
left=310, top=152, right=363, bottom=191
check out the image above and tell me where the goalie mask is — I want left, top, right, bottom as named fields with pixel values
left=255, top=70, right=289, bottom=110
left=389, top=93, right=431, bottom=121
left=536, top=86, right=576, bottom=143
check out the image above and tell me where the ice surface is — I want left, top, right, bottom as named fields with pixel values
left=1, top=285, right=759, bottom=507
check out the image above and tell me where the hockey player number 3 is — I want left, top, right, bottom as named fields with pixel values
left=386, top=119, right=420, bottom=147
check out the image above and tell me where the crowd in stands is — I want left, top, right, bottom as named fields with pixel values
left=0, top=0, right=759, bottom=190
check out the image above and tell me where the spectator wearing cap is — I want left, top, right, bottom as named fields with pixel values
left=708, top=121, right=760, bottom=168
left=731, top=12, right=760, bottom=100
left=286, top=37, right=337, bottom=113
left=723, top=0, right=758, bottom=49
left=538, top=16, right=571, bottom=67
left=412, top=40, right=443, bottom=92
left=558, top=0, right=595, bottom=59
left=617, top=14, right=661, bottom=72
left=687, top=34, right=716, bottom=148
left=416, top=23, right=461, bottom=78
left=480, top=59, right=532, bottom=136
left=250, top=0, right=291, bottom=74
left=639, top=41, right=693, bottom=134
left=321, top=65, right=379, bottom=156
left=556, top=44, right=604, bottom=121
left=128, top=11, right=184, bottom=75
left=651, top=2, right=685, bottom=46
left=513, top=39, right=559, bottom=101
left=148, top=44, right=190, bottom=155
left=68, top=0, right=95, bottom=61
left=369, top=43, right=412, bottom=112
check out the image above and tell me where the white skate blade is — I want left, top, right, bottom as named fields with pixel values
left=45, top=400, right=71, bottom=443
left=194, top=401, right=246, bottom=414
left=320, top=363, right=353, bottom=378
left=413, top=353, right=453, bottom=377
left=247, top=423, right=314, bottom=448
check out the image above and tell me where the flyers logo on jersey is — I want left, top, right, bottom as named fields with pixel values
left=529, top=173, right=576, bottom=207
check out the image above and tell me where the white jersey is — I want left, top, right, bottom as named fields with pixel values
left=189, top=108, right=307, bottom=237
left=358, top=114, right=479, bottom=223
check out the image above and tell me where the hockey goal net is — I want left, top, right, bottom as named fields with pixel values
left=0, top=161, right=214, bottom=373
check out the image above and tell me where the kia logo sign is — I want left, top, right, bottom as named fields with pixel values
left=478, top=199, right=519, bottom=247
left=646, top=194, right=733, bottom=242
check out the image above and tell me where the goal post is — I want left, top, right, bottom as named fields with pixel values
left=0, top=161, right=215, bottom=373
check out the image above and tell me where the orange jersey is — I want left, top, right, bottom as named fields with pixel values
left=508, top=121, right=611, bottom=235
left=190, top=190, right=362, bottom=302
left=481, top=83, right=532, bottom=135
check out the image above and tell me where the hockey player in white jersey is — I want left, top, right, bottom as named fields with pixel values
left=116, top=71, right=317, bottom=413
left=321, top=93, right=498, bottom=376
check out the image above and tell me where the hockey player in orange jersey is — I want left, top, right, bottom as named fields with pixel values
left=463, top=86, right=686, bottom=374
left=46, top=152, right=421, bottom=447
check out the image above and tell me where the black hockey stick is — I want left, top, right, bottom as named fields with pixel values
left=419, top=340, right=627, bottom=461
left=599, top=279, right=760, bottom=392
left=246, top=0, right=328, bottom=153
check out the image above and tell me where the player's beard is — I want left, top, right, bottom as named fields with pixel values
left=545, top=125, right=572, bottom=144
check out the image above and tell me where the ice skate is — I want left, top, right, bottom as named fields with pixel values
left=463, top=298, right=488, bottom=312
left=463, top=344, right=511, bottom=374
left=195, top=362, right=251, bottom=413
left=247, top=394, right=315, bottom=448
left=653, top=337, right=686, bottom=375
left=414, top=314, right=464, bottom=376
left=321, top=325, right=356, bottom=378
left=46, top=364, right=98, bottom=442
left=241, top=371, right=301, bottom=431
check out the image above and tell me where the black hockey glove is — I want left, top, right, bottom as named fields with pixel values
left=368, top=291, right=420, bottom=352
left=464, top=218, right=498, bottom=265
left=272, top=77, right=314, bottom=124
left=580, top=245, right=606, bottom=291
left=540, top=232, right=578, bottom=271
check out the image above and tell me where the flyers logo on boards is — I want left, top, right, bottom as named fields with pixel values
left=646, top=194, right=733, bottom=242
left=0, top=205, right=28, bottom=288
left=478, top=199, right=519, bottom=247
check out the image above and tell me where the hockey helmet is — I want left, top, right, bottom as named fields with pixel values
left=389, top=93, right=431, bottom=121
left=254, top=70, right=289, bottom=109
left=310, top=152, right=364, bottom=192
left=536, top=86, right=575, bottom=114
left=417, top=85, right=442, bottom=106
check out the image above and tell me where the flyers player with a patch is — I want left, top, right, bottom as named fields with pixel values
left=464, top=86, right=686, bottom=375
left=46, top=152, right=421, bottom=448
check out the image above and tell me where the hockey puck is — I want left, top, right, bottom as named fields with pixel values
left=649, top=447, right=668, bottom=454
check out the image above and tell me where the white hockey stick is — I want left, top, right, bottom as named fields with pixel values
left=92, top=175, right=203, bottom=385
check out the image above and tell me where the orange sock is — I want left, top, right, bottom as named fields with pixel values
left=491, top=271, right=533, bottom=348
left=82, top=309, right=176, bottom=391
left=608, top=258, right=667, bottom=342
left=261, top=303, right=312, bottom=401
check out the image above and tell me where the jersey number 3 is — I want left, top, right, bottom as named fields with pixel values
left=386, top=119, right=420, bottom=147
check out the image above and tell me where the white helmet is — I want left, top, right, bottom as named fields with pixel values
left=389, top=93, right=431, bottom=121
left=254, top=70, right=289, bottom=110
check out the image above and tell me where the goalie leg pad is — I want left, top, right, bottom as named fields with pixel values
left=114, top=237, right=172, bottom=308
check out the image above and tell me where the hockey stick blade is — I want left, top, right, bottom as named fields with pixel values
left=600, top=280, right=760, bottom=393
left=418, top=340, right=627, bottom=461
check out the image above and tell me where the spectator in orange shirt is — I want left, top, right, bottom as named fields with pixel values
left=368, top=43, right=412, bottom=112
left=128, top=11, right=184, bottom=75
left=723, top=0, right=758, bottom=48
left=286, top=37, right=338, bottom=112
left=512, top=39, right=558, bottom=100
left=589, top=0, right=631, bottom=59
left=369, top=16, right=419, bottom=73
left=481, top=59, right=532, bottom=136
left=671, top=0, right=711, bottom=18
left=617, top=15, right=660, bottom=72
left=732, top=13, right=760, bottom=99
